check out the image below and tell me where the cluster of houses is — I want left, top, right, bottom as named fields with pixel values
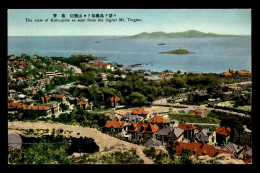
left=102, top=105, right=252, bottom=163
left=219, top=69, right=252, bottom=82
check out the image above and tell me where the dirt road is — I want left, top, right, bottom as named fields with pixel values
left=8, top=121, right=154, bottom=164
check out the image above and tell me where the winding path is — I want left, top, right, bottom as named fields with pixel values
left=8, top=121, right=154, bottom=164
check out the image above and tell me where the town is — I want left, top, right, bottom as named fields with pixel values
left=8, top=54, right=252, bottom=164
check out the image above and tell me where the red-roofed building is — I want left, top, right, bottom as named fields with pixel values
left=178, top=124, right=196, bottom=140
left=76, top=101, right=88, bottom=110
left=92, top=63, right=111, bottom=70
left=220, top=70, right=252, bottom=81
left=56, top=94, right=66, bottom=102
left=216, top=126, right=231, bottom=145
left=131, top=108, right=149, bottom=118
left=175, top=141, right=233, bottom=158
left=26, top=75, right=34, bottom=80
left=127, top=122, right=159, bottom=142
left=150, top=115, right=170, bottom=128
left=41, top=95, right=51, bottom=103
left=107, top=94, right=120, bottom=108
left=23, top=105, right=52, bottom=116
left=8, top=102, right=26, bottom=113
left=104, top=119, right=125, bottom=133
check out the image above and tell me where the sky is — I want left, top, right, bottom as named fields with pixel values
left=8, top=9, right=251, bottom=36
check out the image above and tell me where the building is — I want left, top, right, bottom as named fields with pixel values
left=232, top=126, right=252, bottom=147
left=178, top=124, right=196, bottom=140
left=92, top=63, right=111, bottom=70
left=107, top=94, right=120, bottom=108
left=127, top=122, right=159, bottom=143
left=215, top=126, right=231, bottom=145
left=8, top=102, right=26, bottom=113
left=103, top=119, right=125, bottom=133
left=154, top=126, right=185, bottom=145
left=143, top=138, right=164, bottom=147
left=76, top=101, right=88, bottom=110
left=23, top=105, right=52, bottom=116
left=56, top=94, right=66, bottom=102
left=194, top=129, right=216, bottom=146
left=131, top=107, right=149, bottom=119
left=219, top=69, right=252, bottom=81
left=175, top=141, right=233, bottom=158
left=149, top=115, right=170, bottom=128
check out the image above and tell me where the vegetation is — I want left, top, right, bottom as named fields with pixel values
left=160, top=48, right=196, bottom=54
left=143, top=144, right=194, bottom=164
left=74, top=149, right=144, bottom=164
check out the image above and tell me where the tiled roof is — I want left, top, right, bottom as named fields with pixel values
left=107, top=94, right=120, bottom=102
left=150, top=115, right=167, bottom=124
left=93, top=63, right=110, bottom=66
left=159, top=74, right=172, bottom=77
left=17, top=77, right=25, bottom=81
left=8, top=102, right=26, bottom=109
left=24, top=106, right=51, bottom=111
left=41, top=95, right=51, bottom=102
left=56, top=94, right=65, bottom=99
left=238, top=70, right=251, bottom=76
left=220, top=72, right=232, bottom=77
left=104, top=119, right=125, bottom=129
left=130, top=122, right=159, bottom=133
left=175, top=141, right=233, bottom=157
left=76, top=101, right=88, bottom=105
left=216, top=126, right=231, bottom=136
left=131, top=108, right=149, bottom=115
left=27, top=75, right=34, bottom=78
left=178, top=124, right=196, bottom=131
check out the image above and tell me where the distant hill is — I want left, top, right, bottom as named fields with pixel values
left=117, top=30, right=245, bottom=39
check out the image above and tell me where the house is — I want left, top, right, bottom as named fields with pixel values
left=123, top=113, right=144, bottom=126
left=221, top=142, right=246, bottom=159
left=23, top=105, right=52, bottom=116
left=8, top=102, right=26, bottom=113
left=232, top=126, right=252, bottom=147
left=92, top=63, right=111, bottom=70
left=167, top=127, right=185, bottom=142
left=187, top=90, right=209, bottom=103
left=143, top=137, right=164, bottom=147
left=26, top=74, right=34, bottom=80
left=41, top=95, right=51, bottom=103
left=76, top=101, right=88, bottom=110
left=194, top=129, right=216, bottom=146
left=127, top=122, right=159, bottom=142
left=103, top=119, right=125, bottom=133
left=149, top=115, right=170, bottom=128
left=219, top=69, right=252, bottom=81
left=131, top=107, right=149, bottom=119
left=56, top=94, right=66, bottom=102
left=175, top=141, right=234, bottom=158
left=107, top=94, right=120, bottom=108
left=154, top=126, right=185, bottom=145
left=16, top=77, right=25, bottom=83
left=31, top=89, right=37, bottom=95
left=215, top=126, right=231, bottom=146
left=145, top=76, right=162, bottom=83
left=178, top=124, right=196, bottom=140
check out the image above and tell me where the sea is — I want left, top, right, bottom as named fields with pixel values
left=8, top=36, right=251, bottom=73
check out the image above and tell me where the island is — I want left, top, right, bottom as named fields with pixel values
left=117, top=30, right=245, bottom=39
left=159, top=48, right=196, bottom=54
left=157, top=43, right=166, bottom=45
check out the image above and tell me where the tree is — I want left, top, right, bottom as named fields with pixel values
left=127, top=92, right=147, bottom=106
left=24, top=137, right=74, bottom=164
